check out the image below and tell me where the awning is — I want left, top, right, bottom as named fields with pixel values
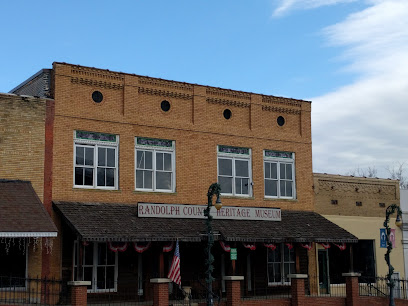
left=54, top=201, right=357, bottom=243
left=0, top=180, right=58, bottom=237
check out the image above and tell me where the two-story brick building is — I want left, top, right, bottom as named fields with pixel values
left=9, top=62, right=357, bottom=301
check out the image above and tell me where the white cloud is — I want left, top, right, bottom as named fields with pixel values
left=273, top=0, right=357, bottom=17
left=311, top=0, right=408, bottom=177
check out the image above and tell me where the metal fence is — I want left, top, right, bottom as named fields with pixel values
left=0, top=276, right=69, bottom=305
left=306, top=274, right=347, bottom=297
left=359, top=276, right=408, bottom=300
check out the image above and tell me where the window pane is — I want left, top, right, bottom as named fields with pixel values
left=265, top=180, right=277, bottom=196
left=85, top=147, right=94, bottom=166
left=75, top=168, right=84, bottom=185
left=280, top=180, right=286, bottom=197
left=106, top=168, right=115, bottom=187
left=273, top=263, right=281, bottom=282
left=144, top=170, right=153, bottom=189
left=265, top=162, right=270, bottom=179
left=285, top=181, right=293, bottom=197
left=219, top=176, right=232, bottom=194
left=97, top=267, right=106, bottom=289
left=164, top=153, right=172, bottom=171
left=136, top=170, right=144, bottom=188
left=84, top=168, right=94, bottom=186
left=235, top=160, right=248, bottom=177
left=107, top=249, right=115, bottom=265
left=98, top=147, right=106, bottom=166
left=107, top=148, right=115, bottom=167
left=97, top=168, right=105, bottom=186
left=280, top=163, right=286, bottom=180
left=286, top=164, right=292, bottom=180
left=235, top=178, right=242, bottom=194
left=84, top=244, right=93, bottom=265
left=236, top=178, right=249, bottom=195
left=271, top=163, right=277, bottom=179
left=284, top=263, right=290, bottom=281
left=145, top=151, right=152, bottom=169
left=136, top=151, right=145, bottom=169
left=156, top=153, right=164, bottom=171
left=98, top=244, right=107, bottom=265
left=76, top=147, right=84, bottom=165
left=84, top=267, right=93, bottom=284
left=156, top=172, right=171, bottom=190
left=219, top=158, right=232, bottom=176
left=106, top=267, right=115, bottom=289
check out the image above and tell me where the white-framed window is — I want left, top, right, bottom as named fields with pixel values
left=217, top=145, right=252, bottom=197
left=73, top=242, right=118, bottom=292
left=74, top=131, right=119, bottom=190
left=264, top=150, right=296, bottom=199
left=135, top=137, right=175, bottom=192
left=267, top=244, right=295, bottom=285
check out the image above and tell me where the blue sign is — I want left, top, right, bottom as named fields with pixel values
left=380, top=228, right=387, bottom=248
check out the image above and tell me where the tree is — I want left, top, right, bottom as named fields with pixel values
left=386, top=162, right=408, bottom=189
left=345, top=166, right=378, bottom=178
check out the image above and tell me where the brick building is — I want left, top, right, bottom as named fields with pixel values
left=8, top=62, right=357, bottom=302
left=314, top=173, right=403, bottom=293
left=0, top=94, right=57, bottom=289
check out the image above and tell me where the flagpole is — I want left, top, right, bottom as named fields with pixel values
left=205, top=183, right=222, bottom=306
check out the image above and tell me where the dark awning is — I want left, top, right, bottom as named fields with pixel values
left=0, top=180, right=57, bottom=237
left=53, top=201, right=357, bottom=243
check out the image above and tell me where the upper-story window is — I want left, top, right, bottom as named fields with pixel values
left=217, top=145, right=252, bottom=197
left=135, top=137, right=175, bottom=192
left=74, top=131, right=119, bottom=190
left=264, top=150, right=295, bottom=199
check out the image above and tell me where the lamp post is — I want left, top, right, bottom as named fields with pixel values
left=384, top=204, right=402, bottom=306
left=204, top=183, right=222, bottom=306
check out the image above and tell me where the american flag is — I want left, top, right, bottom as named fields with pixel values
left=168, top=240, right=181, bottom=286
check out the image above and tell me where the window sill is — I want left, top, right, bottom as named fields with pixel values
left=133, top=190, right=177, bottom=196
left=221, top=195, right=254, bottom=200
left=268, top=282, right=291, bottom=287
left=72, top=187, right=121, bottom=193
left=264, top=197, right=297, bottom=202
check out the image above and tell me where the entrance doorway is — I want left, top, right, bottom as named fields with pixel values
left=318, top=249, right=330, bottom=294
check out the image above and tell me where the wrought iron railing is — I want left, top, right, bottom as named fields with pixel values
left=0, top=276, right=69, bottom=305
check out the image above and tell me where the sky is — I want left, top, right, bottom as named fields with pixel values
left=0, top=0, right=407, bottom=179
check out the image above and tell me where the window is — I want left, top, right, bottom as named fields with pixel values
left=135, top=137, right=175, bottom=192
left=264, top=150, right=295, bottom=199
left=329, top=240, right=375, bottom=284
left=73, top=242, right=118, bottom=292
left=267, top=244, right=295, bottom=285
left=0, top=243, right=27, bottom=288
left=217, top=145, right=252, bottom=196
left=74, top=131, right=119, bottom=189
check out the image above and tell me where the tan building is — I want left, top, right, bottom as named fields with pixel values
left=7, top=63, right=357, bottom=301
left=0, top=93, right=57, bottom=287
left=314, top=173, right=403, bottom=288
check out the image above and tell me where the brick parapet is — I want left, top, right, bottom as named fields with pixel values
left=314, top=173, right=400, bottom=217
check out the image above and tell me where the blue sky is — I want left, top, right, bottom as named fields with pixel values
left=1, top=0, right=407, bottom=179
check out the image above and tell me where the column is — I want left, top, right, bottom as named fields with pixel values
left=68, top=281, right=90, bottom=306
left=342, top=272, right=361, bottom=306
left=150, top=278, right=171, bottom=306
left=288, top=274, right=308, bottom=306
left=224, top=276, right=244, bottom=306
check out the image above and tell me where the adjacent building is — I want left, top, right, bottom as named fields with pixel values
left=314, top=173, right=403, bottom=290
